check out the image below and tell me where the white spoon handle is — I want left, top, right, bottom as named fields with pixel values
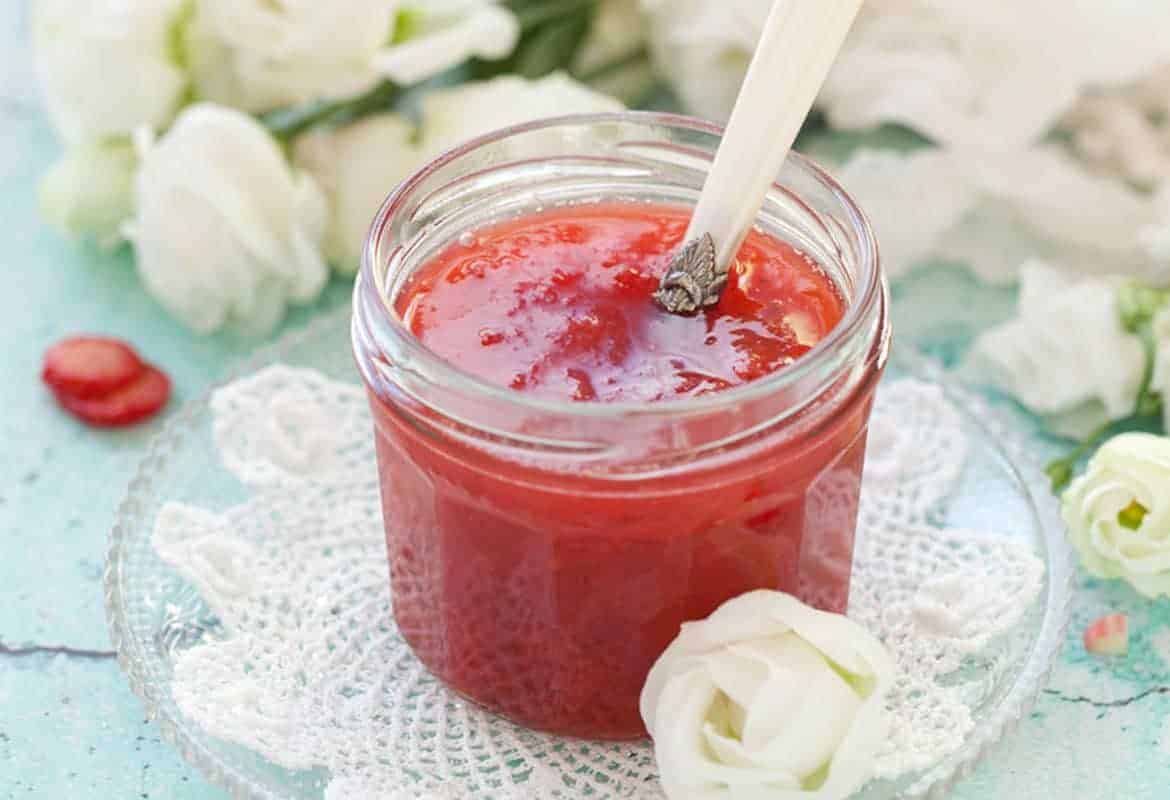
left=688, top=0, right=864, bottom=268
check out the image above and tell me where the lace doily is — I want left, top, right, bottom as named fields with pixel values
left=152, top=366, right=1044, bottom=799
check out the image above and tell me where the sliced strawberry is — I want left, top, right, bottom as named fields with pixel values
left=42, top=336, right=146, bottom=399
left=1083, top=613, right=1128, bottom=656
left=55, top=365, right=171, bottom=427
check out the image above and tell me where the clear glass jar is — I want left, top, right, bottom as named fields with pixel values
left=352, top=112, right=889, bottom=740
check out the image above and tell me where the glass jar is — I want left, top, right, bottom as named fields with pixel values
left=352, top=112, right=889, bottom=740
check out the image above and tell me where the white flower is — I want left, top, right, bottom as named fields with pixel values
left=641, top=591, right=894, bottom=800
left=295, top=73, right=623, bottom=271
left=32, top=0, right=189, bottom=142
left=972, top=262, right=1145, bottom=437
left=186, top=0, right=395, bottom=112
left=640, top=0, right=771, bottom=121
left=1142, top=185, right=1170, bottom=269
left=418, top=72, right=624, bottom=156
left=1063, top=433, right=1170, bottom=598
left=821, top=0, right=1170, bottom=149
left=39, top=140, right=137, bottom=245
left=1065, top=79, right=1170, bottom=189
left=187, top=0, right=518, bottom=113
left=371, top=1, right=519, bottom=87
left=293, top=114, right=418, bottom=272
left=837, top=146, right=1163, bottom=284
left=130, top=104, right=329, bottom=334
left=972, top=149, right=1165, bottom=284
left=836, top=148, right=975, bottom=278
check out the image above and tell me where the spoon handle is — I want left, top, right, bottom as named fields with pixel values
left=688, top=0, right=864, bottom=270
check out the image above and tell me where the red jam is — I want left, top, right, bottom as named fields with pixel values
left=400, top=204, right=843, bottom=402
left=368, top=203, right=872, bottom=739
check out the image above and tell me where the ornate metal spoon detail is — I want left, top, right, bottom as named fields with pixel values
left=654, top=233, right=721, bottom=314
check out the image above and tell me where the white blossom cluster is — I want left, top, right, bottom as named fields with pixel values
left=818, top=1, right=1170, bottom=435
left=33, top=0, right=628, bottom=332
left=635, top=0, right=1170, bottom=434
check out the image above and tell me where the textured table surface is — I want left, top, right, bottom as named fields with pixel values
left=3, top=7, right=1170, bottom=799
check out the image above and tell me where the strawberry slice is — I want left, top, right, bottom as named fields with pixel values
left=55, top=365, right=171, bottom=427
left=1083, top=613, right=1128, bottom=656
left=42, top=336, right=146, bottom=399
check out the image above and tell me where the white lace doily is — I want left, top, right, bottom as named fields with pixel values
left=152, top=367, right=1045, bottom=799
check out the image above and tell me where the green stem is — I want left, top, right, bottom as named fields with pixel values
left=1045, top=419, right=1114, bottom=492
left=1133, top=324, right=1164, bottom=418
left=261, top=80, right=401, bottom=143
left=512, top=0, right=596, bottom=32
left=572, top=45, right=650, bottom=84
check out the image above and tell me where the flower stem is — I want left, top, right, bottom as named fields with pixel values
left=1045, top=408, right=1165, bottom=492
left=573, top=45, right=650, bottom=84
left=1045, top=419, right=1115, bottom=492
left=1133, top=326, right=1164, bottom=419
left=261, top=80, right=401, bottom=144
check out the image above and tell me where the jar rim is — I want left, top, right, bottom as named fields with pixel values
left=357, top=110, right=884, bottom=421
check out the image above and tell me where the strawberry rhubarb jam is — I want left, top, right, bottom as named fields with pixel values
left=402, top=205, right=843, bottom=401
left=353, top=115, right=888, bottom=741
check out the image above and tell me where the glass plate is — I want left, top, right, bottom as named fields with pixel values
left=104, top=306, right=1074, bottom=800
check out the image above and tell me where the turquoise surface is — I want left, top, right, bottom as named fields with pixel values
left=3, top=8, right=1170, bottom=800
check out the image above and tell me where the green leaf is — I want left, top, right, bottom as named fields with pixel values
left=512, top=0, right=595, bottom=33
left=468, top=0, right=599, bottom=82
left=513, top=9, right=593, bottom=78
left=1045, top=460, right=1074, bottom=493
left=1137, top=388, right=1164, bottom=419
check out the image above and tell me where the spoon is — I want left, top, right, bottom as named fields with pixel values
left=655, top=0, right=865, bottom=314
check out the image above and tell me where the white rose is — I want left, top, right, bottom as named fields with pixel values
left=295, top=73, right=622, bottom=271
left=1065, top=82, right=1170, bottom=189
left=641, top=591, right=894, bottom=800
left=1142, top=185, right=1170, bottom=269
left=39, top=140, right=137, bottom=245
left=640, top=0, right=771, bottom=121
left=837, top=146, right=1162, bottom=284
left=418, top=73, right=624, bottom=156
left=1063, top=433, right=1170, bottom=598
left=187, top=0, right=518, bottom=113
left=960, top=148, right=1164, bottom=286
left=130, top=104, right=329, bottom=334
left=32, top=0, right=189, bottom=142
left=821, top=0, right=1170, bottom=149
left=186, top=0, right=397, bottom=112
left=836, top=148, right=976, bottom=279
left=371, top=1, right=519, bottom=87
left=293, top=114, right=420, bottom=272
left=972, top=261, right=1145, bottom=437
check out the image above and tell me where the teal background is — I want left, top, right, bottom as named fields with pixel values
left=4, top=6, right=1170, bottom=798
